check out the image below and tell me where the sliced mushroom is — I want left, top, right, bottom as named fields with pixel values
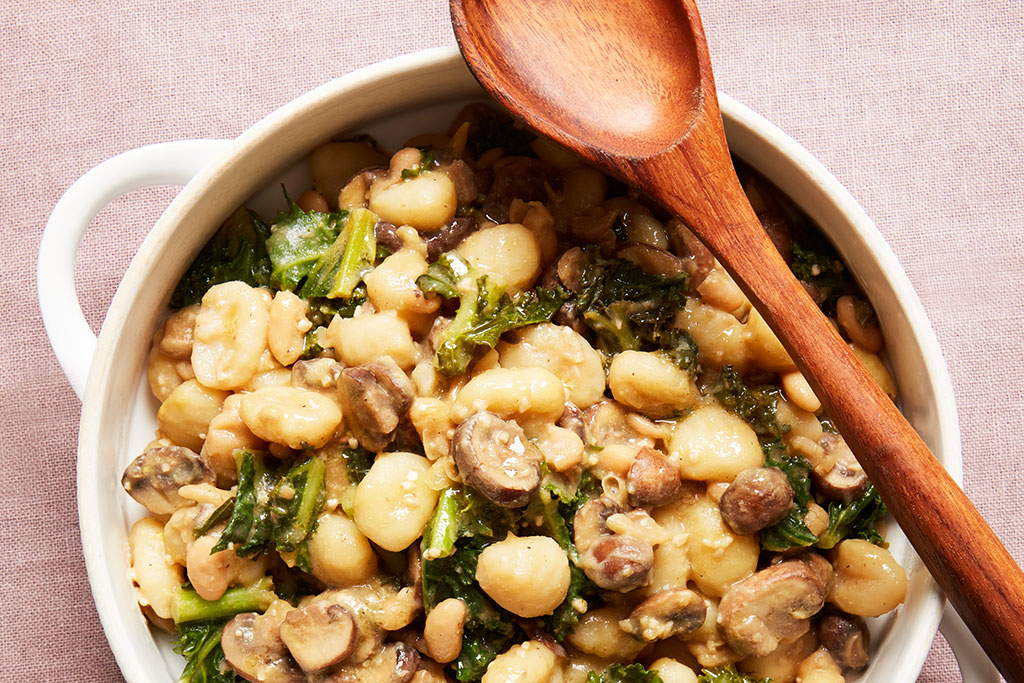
left=374, top=220, right=404, bottom=254
left=221, top=603, right=303, bottom=683
left=583, top=400, right=655, bottom=449
left=280, top=602, right=357, bottom=672
left=579, top=534, right=654, bottom=591
left=717, top=560, right=830, bottom=658
left=818, top=611, right=870, bottom=672
left=619, top=588, right=707, bottom=641
left=451, top=411, right=542, bottom=507
left=424, top=217, right=474, bottom=260
left=319, top=642, right=419, bottom=683
left=120, top=446, right=215, bottom=516
left=614, top=242, right=685, bottom=276
left=627, top=447, right=683, bottom=507
left=337, top=357, right=414, bottom=452
left=573, top=497, right=623, bottom=553
left=292, top=358, right=343, bottom=393
left=556, top=402, right=587, bottom=443
left=442, top=159, right=478, bottom=205
left=812, top=433, right=868, bottom=503
left=757, top=209, right=794, bottom=263
left=718, top=467, right=794, bottom=535
left=555, top=246, right=585, bottom=291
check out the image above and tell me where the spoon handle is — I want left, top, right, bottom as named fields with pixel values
left=642, top=134, right=1024, bottom=679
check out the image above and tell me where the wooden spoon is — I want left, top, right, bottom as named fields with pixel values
left=451, top=0, right=1024, bottom=678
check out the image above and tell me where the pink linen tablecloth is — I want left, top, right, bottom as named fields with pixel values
left=3, top=0, right=1021, bottom=680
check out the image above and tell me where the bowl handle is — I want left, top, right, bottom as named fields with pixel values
left=38, top=139, right=233, bottom=400
left=940, top=600, right=1001, bottom=680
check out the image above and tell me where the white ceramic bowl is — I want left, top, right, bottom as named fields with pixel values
left=39, top=47, right=992, bottom=682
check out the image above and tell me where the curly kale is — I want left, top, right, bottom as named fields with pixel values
left=817, top=483, right=888, bottom=549
left=759, top=441, right=888, bottom=552
left=172, top=621, right=243, bottom=683
left=171, top=207, right=272, bottom=307
left=714, top=366, right=789, bottom=439
left=570, top=250, right=696, bottom=370
left=211, top=451, right=326, bottom=571
left=417, top=252, right=566, bottom=375
left=587, top=663, right=663, bottom=683
left=421, top=536, right=519, bottom=681
left=265, top=195, right=346, bottom=291
left=760, top=442, right=818, bottom=552
left=401, top=146, right=436, bottom=179
left=171, top=576, right=276, bottom=625
left=697, top=665, right=769, bottom=682
left=529, top=471, right=601, bottom=641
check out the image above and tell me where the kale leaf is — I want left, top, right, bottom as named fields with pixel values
left=816, top=483, right=888, bottom=549
left=401, top=147, right=436, bottom=179
left=171, top=207, right=272, bottom=308
left=417, top=252, right=566, bottom=376
left=760, top=442, right=817, bottom=551
left=172, top=621, right=243, bottom=683
left=421, top=539, right=519, bottom=681
left=211, top=451, right=325, bottom=571
left=714, top=366, right=789, bottom=439
left=570, top=250, right=695, bottom=369
left=587, top=663, right=663, bottom=683
left=265, top=194, right=347, bottom=291
left=298, top=207, right=377, bottom=299
left=697, top=665, right=770, bottom=682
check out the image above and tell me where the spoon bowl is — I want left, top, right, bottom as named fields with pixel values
left=456, top=0, right=703, bottom=156
left=451, top=0, right=1024, bottom=678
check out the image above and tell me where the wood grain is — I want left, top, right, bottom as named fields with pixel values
left=451, top=0, right=1024, bottom=678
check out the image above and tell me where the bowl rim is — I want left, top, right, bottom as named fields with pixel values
left=74, top=46, right=957, bottom=681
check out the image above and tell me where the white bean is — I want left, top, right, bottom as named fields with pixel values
left=352, top=452, right=438, bottom=552
left=424, top=598, right=468, bottom=664
left=745, top=308, right=797, bottom=373
left=267, top=290, right=311, bottom=366
left=238, top=386, right=342, bottom=449
left=192, top=281, right=269, bottom=390
left=128, top=517, right=184, bottom=620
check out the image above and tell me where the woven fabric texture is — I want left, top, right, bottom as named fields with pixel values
left=3, top=0, right=1021, bottom=680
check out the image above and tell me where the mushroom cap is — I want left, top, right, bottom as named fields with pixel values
left=221, top=607, right=303, bottom=683
left=812, top=433, right=868, bottom=503
left=451, top=411, right=542, bottom=507
left=818, top=611, right=870, bottom=672
left=279, top=602, right=357, bottom=672
left=580, top=534, right=654, bottom=591
left=717, top=560, right=829, bottom=658
left=120, top=446, right=214, bottom=516
left=620, top=588, right=707, bottom=641
left=627, top=447, right=683, bottom=507
left=718, top=466, right=794, bottom=535
left=337, top=358, right=413, bottom=452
